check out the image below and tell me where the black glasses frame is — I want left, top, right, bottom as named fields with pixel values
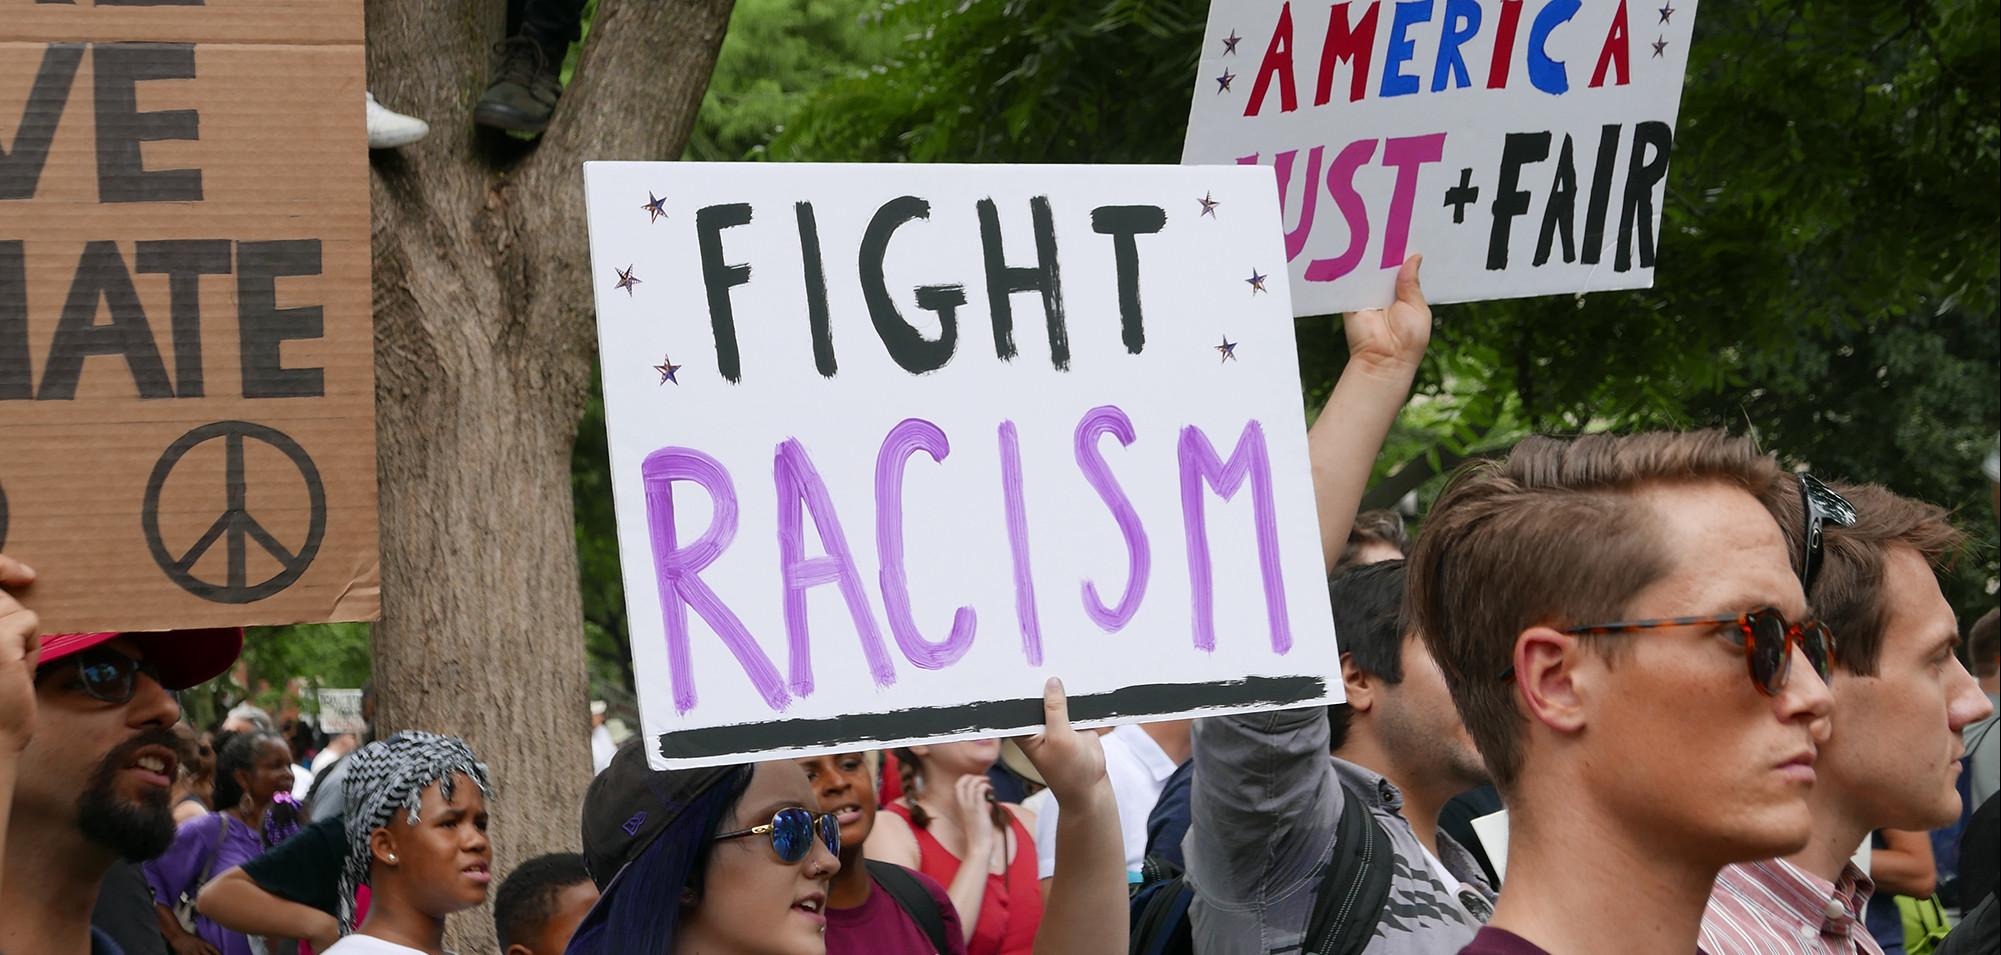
left=1798, top=473, right=1859, bottom=596
left=713, top=807, right=841, bottom=864
left=37, top=647, right=167, bottom=705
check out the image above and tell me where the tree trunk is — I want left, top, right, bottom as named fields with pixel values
left=364, top=0, right=735, bottom=947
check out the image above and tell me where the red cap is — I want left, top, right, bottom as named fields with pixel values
left=39, top=628, right=244, bottom=690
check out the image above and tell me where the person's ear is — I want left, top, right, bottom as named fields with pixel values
left=1515, top=627, right=1589, bottom=735
left=369, top=827, right=400, bottom=869
left=1340, top=652, right=1376, bottom=714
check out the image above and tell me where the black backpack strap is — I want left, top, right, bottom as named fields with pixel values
left=867, top=859, right=953, bottom=954
left=1128, top=875, right=1196, bottom=955
left=1301, top=786, right=1395, bottom=955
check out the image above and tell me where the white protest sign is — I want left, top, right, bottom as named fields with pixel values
left=1183, top=0, right=1700, bottom=313
left=316, top=688, right=365, bottom=735
left=584, top=162, right=1342, bottom=769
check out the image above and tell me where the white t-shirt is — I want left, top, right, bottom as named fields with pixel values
left=322, top=935, right=452, bottom=955
left=1034, top=723, right=1181, bottom=879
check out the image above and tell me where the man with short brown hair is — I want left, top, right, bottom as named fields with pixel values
left=1407, top=431, right=1836, bottom=955
left=1700, top=485, right=1993, bottom=954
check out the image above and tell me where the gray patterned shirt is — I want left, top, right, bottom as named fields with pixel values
left=1185, top=707, right=1496, bottom=954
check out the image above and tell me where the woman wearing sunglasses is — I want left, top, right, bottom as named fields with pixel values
left=568, top=679, right=1125, bottom=955
left=147, top=728, right=297, bottom=955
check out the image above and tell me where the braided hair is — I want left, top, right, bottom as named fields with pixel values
left=336, top=731, right=492, bottom=933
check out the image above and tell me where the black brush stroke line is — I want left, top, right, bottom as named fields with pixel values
left=657, top=675, right=1326, bottom=760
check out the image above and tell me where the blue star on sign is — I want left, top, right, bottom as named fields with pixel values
left=1199, top=192, right=1220, bottom=217
left=1657, top=3, right=1675, bottom=23
left=1215, top=336, right=1239, bottom=362
left=654, top=356, right=682, bottom=385
left=1216, top=69, right=1236, bottom=93
left=1222, top=30, right=1242, bottom=55
left=1246, top=269, right=1268, bottom=294
left=1652, top=36, right=1669, bottom=57
left=642, top=192, right=669, bottom=223
left=614, top=265, right=641, bottom=296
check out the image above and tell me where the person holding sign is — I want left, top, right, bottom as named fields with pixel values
left=566, top=678, right=1123, bottom=955
left=1408, top=430, right=1836, bottom=955
left=1, top=622, right=243, bottom=955
left=873, top=741, right=1041, bottom=955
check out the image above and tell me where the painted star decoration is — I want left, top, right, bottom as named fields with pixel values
left=1657, top=2, right=1675, bottom=23
left=1221, top=30, right=1242, bottom=55
left=1245, top=268, right=1268, bottom=294
left=1215, top=336, right=1239, bottom=363
left=1198, top=192, right=1220, bottom=217
left=1215, top=69, right=1236, bottom=93
left=1651, top=36, right=1669, bottom=58
left=614, top=265, right=641, bottom=296
left=653, top=355, right=682, bottom=385
left=641, top=192, right=669, bottom=223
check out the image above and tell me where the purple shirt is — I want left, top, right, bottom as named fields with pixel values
left=143, top=812, right=265, bottom=955
left=826, top=867, right=968, bottom=955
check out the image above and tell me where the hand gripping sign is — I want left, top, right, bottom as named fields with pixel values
left=585, top=162, right=1343, bottom=768
left=1184, top=0, right=1701, bottom=314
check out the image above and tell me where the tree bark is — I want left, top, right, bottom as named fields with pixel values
left=364, top=1, right=735, bottom=948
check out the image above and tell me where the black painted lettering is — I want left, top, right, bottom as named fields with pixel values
left=695, top=203, right=753, bottom=383
left=794, top=202, right=836, bottom=378
left=1089, top=205, right=1166, bottom=356
left=0, top=44, right=84, bottom=200
left=0, top=242, right=27, bottom=399
left=975, top=196, right=1066, bottom=367
left=93, top=43, right=202, bottom=203
left=1533, top=133, right=1578, bottom=267
left=1486, top=131, right=1550, bottom=270
left=135, top=238, right=228, bottom=397
left=237, top=239, right=323, bottom=398
left=39, top=241, right=172, bottom=399
left=1614, top=121, right=1672, bottom=272
left=859, top=196, right=955, bottom=375
left=1580, top=123, right=1621, bottom=265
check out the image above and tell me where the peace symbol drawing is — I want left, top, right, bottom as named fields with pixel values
left=142, top=421, right=328, bottom=604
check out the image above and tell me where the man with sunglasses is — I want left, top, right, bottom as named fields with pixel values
left=1701, top=482, right=1993, bottom=954
left=1, top=621, right=241, bottom=955
left=1407, top=430, right=1836, bottom=955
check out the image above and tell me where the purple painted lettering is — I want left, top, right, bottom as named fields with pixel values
left=1176, top=422, right=1292, bottom=654
left=641, top=447, right=790, bottom=714
left=875, top=418, right=979, bottom=669
left=1073, top=405, right=1151, bottom=632
left=775, top=438, right=897, bottom=694
left=997, top=421, right=1042, bottom=665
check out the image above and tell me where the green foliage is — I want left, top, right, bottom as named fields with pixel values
left=686, top=0, right=900, bottom=160
left=179, top=622, right=371, bottom=731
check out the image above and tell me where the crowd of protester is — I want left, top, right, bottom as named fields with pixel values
left=2, top=256, right=1997, bottom=955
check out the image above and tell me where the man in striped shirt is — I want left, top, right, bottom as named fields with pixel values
left=1702, top=483, right=1995, bottom=954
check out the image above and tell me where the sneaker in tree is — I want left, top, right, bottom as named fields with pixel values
left=365, top=92, right=430, bottom=149
left=474, top=37, right=563, bottom=134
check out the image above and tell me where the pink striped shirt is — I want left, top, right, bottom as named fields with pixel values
left=1700, top=858, right=1882, bottom=955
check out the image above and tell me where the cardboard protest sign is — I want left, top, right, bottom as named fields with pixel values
left=316, top=687, right=365, bottom=735
left=585, top=162, right=1342, bottom=768
left=1, top=0, right=378, bottom=632
left=1183, top=0, right=1700, bottom=313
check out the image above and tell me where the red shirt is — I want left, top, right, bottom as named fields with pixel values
left=1701, top=859, right=1881, bottom=955
left=826, top=866, right=968, bottom=955
left=883, top=802, right=1042, bottom=955
left=1459, top=928, right=1555, bottom=955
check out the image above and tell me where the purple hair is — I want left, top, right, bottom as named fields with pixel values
left=564, top=765, right=752, bottom=955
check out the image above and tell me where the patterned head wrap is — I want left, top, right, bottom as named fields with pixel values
left=336, top=731, right=493, bottom=932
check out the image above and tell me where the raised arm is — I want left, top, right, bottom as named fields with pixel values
left=1015, top=678, right=1121, bottom=955
left=1312, top=254, right=1432, bottom=573
left=0, top=554, right=39, bottom=901
left=1187, top=703, right=1341, bottom=911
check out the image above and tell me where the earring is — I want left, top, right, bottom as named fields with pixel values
left=387, top=854, right=398, bottom=863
